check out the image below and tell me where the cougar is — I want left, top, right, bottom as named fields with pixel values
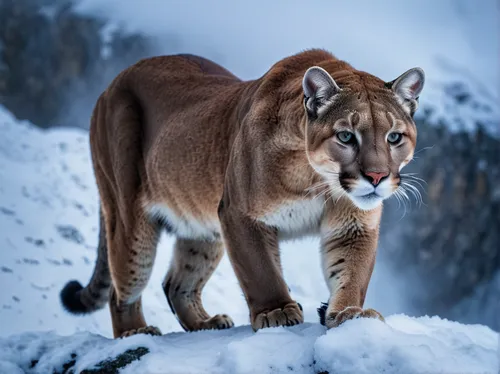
left=60, top=49, right=424, bottom=338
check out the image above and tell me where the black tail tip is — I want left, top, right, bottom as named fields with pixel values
left=317, top=302, right=328, bottom=326
left=60, top=280, right=89, bottom=315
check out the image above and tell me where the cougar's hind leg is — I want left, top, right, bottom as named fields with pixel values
left=107, top=203, right=162, bottom=338
left=163, top=238, right=234, bottom=331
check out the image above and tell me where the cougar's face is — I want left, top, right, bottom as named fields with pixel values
left=302, top=66, right=425, bottom=211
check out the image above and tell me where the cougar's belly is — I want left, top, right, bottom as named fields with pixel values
left=148, top=202, right=222, bottom=240
left=143, top=160, right=224, bottom=240
left=143, top=163, right=223, bottom=240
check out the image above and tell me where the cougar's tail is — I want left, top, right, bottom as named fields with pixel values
left=60, top=209, right=111, bottom=314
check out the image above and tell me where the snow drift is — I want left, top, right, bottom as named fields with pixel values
left=0, top=316, right=497, bottom=374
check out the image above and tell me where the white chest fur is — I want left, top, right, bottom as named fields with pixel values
left=259, top=198, right=325, bottom=238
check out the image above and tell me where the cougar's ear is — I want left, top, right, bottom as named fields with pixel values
left=386, top=67, right=425, bottom=117
left=302, top=66, right=340, bottom=119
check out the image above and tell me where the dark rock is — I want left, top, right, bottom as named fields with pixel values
left=80, top=346, right=150, bottom=374
left=0, top=0, right=154, bottom=129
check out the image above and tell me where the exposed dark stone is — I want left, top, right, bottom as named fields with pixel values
left=80, top=346, right=149, bottom=374
left=0, top=0, right=155, bottom=129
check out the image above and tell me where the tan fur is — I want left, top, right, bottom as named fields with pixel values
left=61, top=50, right=423, bottom=337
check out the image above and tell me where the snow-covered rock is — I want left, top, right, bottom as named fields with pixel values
left=0, top=316, right=497, bottom=374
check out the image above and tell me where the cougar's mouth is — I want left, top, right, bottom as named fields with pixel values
left=358, top=192, right=381, bottom=199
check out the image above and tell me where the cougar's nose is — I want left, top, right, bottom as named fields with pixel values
left=363, top=171, right=389, bottom=186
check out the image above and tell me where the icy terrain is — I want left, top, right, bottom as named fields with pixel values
left=1, top=316, right=498, bottom=374
left=0, top=105, right=498, bottom=373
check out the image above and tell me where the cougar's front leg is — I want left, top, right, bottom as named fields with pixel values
left=218, top=201, right=303, bottom=330
left=319, top=207, right=384, bottom=329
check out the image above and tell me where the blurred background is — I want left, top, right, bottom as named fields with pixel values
left=0, top=0, right=498, bottom=337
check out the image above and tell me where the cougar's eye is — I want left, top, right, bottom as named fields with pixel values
left=337, top=131, right=355, bottom=144
left=387, top=132, right=403, bottom=144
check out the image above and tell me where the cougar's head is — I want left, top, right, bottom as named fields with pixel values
left=302, top=65, right=425, bottom=211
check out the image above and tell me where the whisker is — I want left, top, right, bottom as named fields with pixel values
left=413, top=145, right=434, bottom=156
left=401, top=172, right=426, bottom=180
left=332, top=189, right=347, bottom=205
left=393, top=189, right=402, bottom=210
left=334, top=189, right=347, bottom=205
left=402, top=180, right=426, bottom=207
left=313, top=188, right=330, bottom=201
left=403, top=178, right=427, bottom=191
left=401, top=174, right=428, bottom=185
left=397, top=185, right=411, bottom=219
left=395, top=188, right=408, bottom=221
left=323, top=194, right=332, bottom=208
left=402, top=182, right=421, bottom=207
left=397, top=185, right=410, bottom=201
left=323, top=171, right=341, bottom=179
left=304, top=181, right=332, bottom=198
left=319, top=184, right=346, bottom=207
left=400, top=174, right=427, bottom=199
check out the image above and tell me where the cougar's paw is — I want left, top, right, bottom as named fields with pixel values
left=120, top=325, right=162, bottom=338
left=252, top=302, right=304, bottom=331
left=198, top=314, right=234, bottom=331
left=325, top=306, right=384, bottom=329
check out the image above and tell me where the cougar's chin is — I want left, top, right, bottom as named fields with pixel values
left=348, top=193, right=384, bottom=211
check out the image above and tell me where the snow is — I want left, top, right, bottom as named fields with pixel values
left=0, top=316, right=497, bottom=374
left=315, top=316, right=498, bottom=374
